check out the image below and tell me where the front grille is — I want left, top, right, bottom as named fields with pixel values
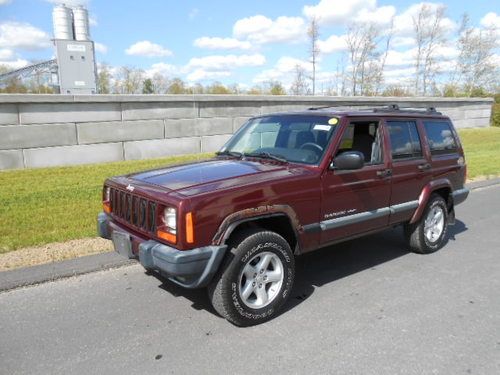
left=109, top=187, right=157, bottom=234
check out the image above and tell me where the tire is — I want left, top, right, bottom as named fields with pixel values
left=404, top=194, right=449, bottom=254
left=208, top=229, right=295, bottom=327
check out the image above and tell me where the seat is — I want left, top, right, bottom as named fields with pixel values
left=352, top=130, right=374, bottom=162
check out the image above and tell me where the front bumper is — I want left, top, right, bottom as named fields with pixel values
left=97, top=212, right=227, bottom=288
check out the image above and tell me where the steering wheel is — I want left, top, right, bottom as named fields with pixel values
left=300, top=142, right=323, bottom=153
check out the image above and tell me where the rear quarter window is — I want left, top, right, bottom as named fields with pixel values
left=423, top=121, right=457, bottom=155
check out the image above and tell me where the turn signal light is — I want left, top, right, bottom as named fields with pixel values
left=157, top=230, right=176, bottom=244
left=185, top=212, right=194, bottom=244
left=103, top=202, right=111, bottom=213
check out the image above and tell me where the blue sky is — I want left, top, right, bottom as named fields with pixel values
left=0, top=0, right=499, bottom=90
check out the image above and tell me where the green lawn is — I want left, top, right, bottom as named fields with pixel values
left=458, top=127, right=500, bottom=179
left=0, top=127, right=499, bottom=254
left=0, top=153, right=212, bottom=253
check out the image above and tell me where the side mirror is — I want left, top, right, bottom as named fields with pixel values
left=330, top=151, right=365, bottom=170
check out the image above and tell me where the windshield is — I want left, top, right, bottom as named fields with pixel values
left=219, top=114, right=339, bottom=165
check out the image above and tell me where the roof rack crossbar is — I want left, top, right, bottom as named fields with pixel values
left=308, top=105, right=336, bottom=110
left=373, top=104, right=442, bottom=115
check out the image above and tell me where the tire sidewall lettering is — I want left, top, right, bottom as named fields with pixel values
left=231, top=237, right=293, bottom=320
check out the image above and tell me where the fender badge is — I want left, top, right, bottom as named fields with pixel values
left=126, top=184, right=135, bottom=192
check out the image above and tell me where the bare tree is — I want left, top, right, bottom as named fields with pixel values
left=373, top=18, right=394, bottom=95
left=412, top=4, right=447, bottom=95
left=114, top=66, right=144, bottom=94
left=346, top=23, right=381, bottom=95
left=151, top=72, right=169, bottom=94
left=454, top=14, right=498, bottom=95
left=307, top=16, right=320, bottom=95
left=97, top=63, right=111, bottom=94
left=290, top=64, right=310, bottom=95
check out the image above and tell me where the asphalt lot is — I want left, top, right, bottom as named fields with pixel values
left=1, top=184, right=499, bottom=375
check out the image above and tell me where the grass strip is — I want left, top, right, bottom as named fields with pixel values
left=0, top=153, right=211, bottom=253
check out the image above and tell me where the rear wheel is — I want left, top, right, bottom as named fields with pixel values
left=208, top=229, right=295, bottom=326
left=405, top=194, right=448, bottom=254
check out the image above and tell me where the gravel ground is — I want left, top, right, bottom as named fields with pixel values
left=0, top=238, right=112, bottom=271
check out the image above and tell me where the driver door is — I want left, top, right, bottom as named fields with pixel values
left=320, top=118, right=392, bottom=245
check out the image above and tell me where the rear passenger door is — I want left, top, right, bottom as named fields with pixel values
left=385, top=119, right=432, bottom=224
left=422, top=119, right=463, bottom=189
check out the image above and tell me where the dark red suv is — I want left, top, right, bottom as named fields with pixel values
left=98, top=105, right=469, bottom=326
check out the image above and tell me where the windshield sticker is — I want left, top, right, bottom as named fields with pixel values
left=328, top=118, right=339, bottom=125
left=313, top=124, right=332, bottom=131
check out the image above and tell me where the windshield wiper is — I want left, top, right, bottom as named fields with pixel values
left=215, top=150, right=243, bottom=159
left=244, top=152, right=288, bottom=163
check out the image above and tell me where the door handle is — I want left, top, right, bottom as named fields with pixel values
left=418, top=163, right=431, bottom=171
left=376, top=169, right=392, bottom=178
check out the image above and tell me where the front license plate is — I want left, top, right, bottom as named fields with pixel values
left=112, top=231, right=132, bottom=258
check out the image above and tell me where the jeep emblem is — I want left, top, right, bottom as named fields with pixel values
left=126, top=184, right=135, bottom=192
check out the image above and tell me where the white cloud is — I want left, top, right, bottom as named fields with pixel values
left=187, top=54, right=265, bottom=71
left=480, top=12, right=500, bottom=29
left=385, top=44, right=459, bottom=69
left=0, top=0, right=12, bottom=5
left=0, top=48, right=14, bottom=60
left=385, top=48, right=416, bottom=67
left=194, top=37, right=252, bottom=50
left=317, top=35, right=348, bottom=54
left=125, top=40, right=173, bottom=58
left=355, top=5, right=396, bottom=26
left=393, top=2, right=456, bottom=36
left=145, top=62, right=179, bottom=77
left=185, top=54, right=265, bottom=82
left=187, top=70, right=231, bottom=82
left=0, top=21, right=51, bottom=50
left=0, top=58, right=29, bottom=70
left=254, top=56, right=311, bottom=83
left=233, top=15, right=305, bottom=44
left=392, top=36, right=415, bottom=48
left=303, top=0, right=376, bottom=25
left=46, top=0, right=88, bottom=6
left=94, top=42, right=107, bottom=54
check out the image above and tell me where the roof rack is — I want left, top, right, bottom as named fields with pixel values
left=307, top=105, right=336, bottom=110
left=373, top=104, right=442, bottom=115
left=307, top=103, right=443, bottom=115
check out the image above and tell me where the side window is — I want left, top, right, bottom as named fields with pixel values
left=423, top=121, right=457, bottom=155
left=336, top=121, right=383, bottom=164
left=386, top=121, right=422, bottom=160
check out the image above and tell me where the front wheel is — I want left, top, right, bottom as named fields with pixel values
left=208, top=229, right=295, bottom=326
left=405, top=194, right=449, bottom=254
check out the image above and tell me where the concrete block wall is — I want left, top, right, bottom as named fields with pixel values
left=0, top=94, right=493, bottom=170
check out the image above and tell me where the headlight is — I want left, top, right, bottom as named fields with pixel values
left=162, top=207, right=177, bottom=234
left=104, top=187, right=110, bottom=202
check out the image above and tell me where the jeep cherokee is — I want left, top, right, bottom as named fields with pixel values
left=98, top=104, right=469, bottom=326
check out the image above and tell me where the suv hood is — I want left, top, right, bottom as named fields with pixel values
left=129, top=159, right=295, bottom=195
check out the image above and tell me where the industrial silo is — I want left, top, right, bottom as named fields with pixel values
left=73, top=6, right=90, bottom=41
left=52, top=4, right=97, bottom=94
left=52, top=4, right=74, bottom=40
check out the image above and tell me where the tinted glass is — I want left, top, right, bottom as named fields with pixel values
left=423, top=121, right=457, bottom=154
left=387, top=121, right=422, bottom=160
left=222, top=115, right=338, bottom=165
